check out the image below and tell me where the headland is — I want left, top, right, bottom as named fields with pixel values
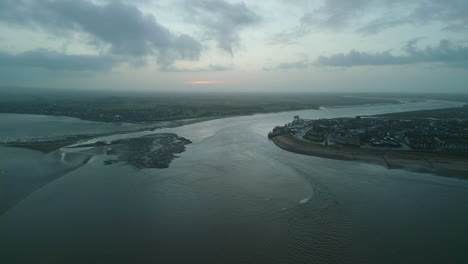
left=269, top=106, right=468, bottom=178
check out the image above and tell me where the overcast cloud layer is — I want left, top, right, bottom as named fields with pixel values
left=0, top=0, right=202, bottom=69
left=299, top=0, right=468, bottom=34
left=0, top=0, right=467, bottom=92
left=317, top=39, right=468, bottom=68
left=184, top=0, right=261, bottom=55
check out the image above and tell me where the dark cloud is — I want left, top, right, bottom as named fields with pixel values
left=184, top=0, right=261, bottom=54
left=442, top=24, right=468, bottom=32
left=156, top=34, right=203, bottom=69
left=273, top=0, right=392, bottom=43
left=301, top=0, right=376, bottom=29
left=316, top=50, right=402, bottom=67
left=0, top=0, right=202, bottom=68
left=358, top=1, right=468, bottom=35
left=316, top=39, right=468, bottom=68
left=207, top=64, right=233, bottom=71
left=411, top=0, right=468, bottom=25
left=356, top=18, right=408, bottom=35
left=0, top=49, right=121, bottom=71
left=290, top=0, right=468, bottom=35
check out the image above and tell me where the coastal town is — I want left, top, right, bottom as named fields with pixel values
left=269, top=109, right=468, bottom=153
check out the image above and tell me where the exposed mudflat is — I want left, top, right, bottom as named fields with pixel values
left=272, top=135, right=468, bottom=179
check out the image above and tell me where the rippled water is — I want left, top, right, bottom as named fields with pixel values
left=1, top=100, right=468, bottom=264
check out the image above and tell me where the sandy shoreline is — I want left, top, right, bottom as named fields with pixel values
left=272, top=135, right=468, bottom=179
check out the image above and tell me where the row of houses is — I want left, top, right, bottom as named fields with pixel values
left=404, top=133, right=468, bottom=151
left=301, top=116, right=468, bottom=152
left=270, top=115, right=468, bottom=152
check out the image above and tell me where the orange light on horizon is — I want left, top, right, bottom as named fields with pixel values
left=184, top=81, right=226, bottom=84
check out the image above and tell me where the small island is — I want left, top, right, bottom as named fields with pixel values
left=269, top=106, right=468, bottom=178
left=69, top=133, right=192, bottom=169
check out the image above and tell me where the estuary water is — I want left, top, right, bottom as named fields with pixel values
left=1, top=100, right=467, bottom=264
left=0, top=113, right=148, bottom=142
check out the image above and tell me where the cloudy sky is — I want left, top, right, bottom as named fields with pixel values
left=1, top=0, right=467, bottom=93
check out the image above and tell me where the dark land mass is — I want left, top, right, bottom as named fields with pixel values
left=374, top=105, right=468, bottom=119
left=0, top=88, right=399, bottom=123
left=270, top=106, right=468, bottom=179
left=272, top=135, right=468, bottom=179
left=0, top=113, right=223, bottom=213
left=71, top=133, right=192, bottom=169
left=1, top=115, right=221, bottom=153
left=4, top=135, right=96, bottom=153
left=343, top=92, right=468, bottom=104
left=0, top=133, right=191, bottom=215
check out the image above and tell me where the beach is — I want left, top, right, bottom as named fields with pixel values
left=272, top=135, right=468, bottom=179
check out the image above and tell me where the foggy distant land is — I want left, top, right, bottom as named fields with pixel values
left=375, top=106, right=468, bottom=119
left=3, top=86, right=468, bottom=157
left=0, top=88, right=403, bottom=123
left=1, top=86, right=467, bottom=124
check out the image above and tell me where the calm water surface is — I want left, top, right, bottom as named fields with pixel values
left=1, top=100, right=467, bottom=264
left=0, top=113, right=146, bottom=142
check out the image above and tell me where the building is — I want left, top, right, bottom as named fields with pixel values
left=333, top=133, right=361, bottom=146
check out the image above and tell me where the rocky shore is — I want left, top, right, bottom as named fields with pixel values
left=272, top=135, right=468, bottom=179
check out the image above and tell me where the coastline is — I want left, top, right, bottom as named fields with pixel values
left=1, top=115, right=231, bottom=153
left=0, top=98, right=399, bottom=153
left=0, top=116, right=218, bottom=215
left=271, top=135, right=468, bottom=179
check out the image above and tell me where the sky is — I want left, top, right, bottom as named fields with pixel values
left=0, top=0, right=467, bottom=93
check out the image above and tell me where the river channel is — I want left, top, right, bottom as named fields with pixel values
left=1, top=99, right=467, bottom=263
